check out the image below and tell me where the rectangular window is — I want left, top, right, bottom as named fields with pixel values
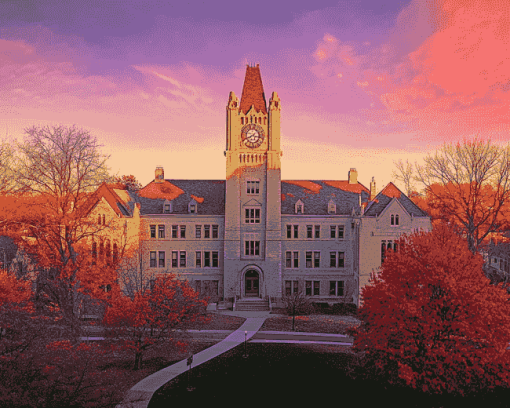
left=158, top=251, right=165, bottom=268
left=338, top=252, right=345, bottom=268
left=315, top=225, right=320, bottom=239
left=330, top=252, right=336, bottom=268
left=180, top=226, right=186, bottom=239
left=287, top=225, right=291, bottom=239
left=285, top=280, right=291, bottom=296
left=314, top=281, right=320, bottom=296
left=293, top=252, right=299, bottom=268
left=190, top=204, right=196, bottom=213
left=245, top=209, right=260, bottom=224
left=330, top=281, right=336, bottom=296
left=338, top=281, right=344, bottom=296
left=305, top=281, right=312, bottom=296
left=247, top=181, right=260, bottom=194
left=180, top=251, right=186, bottom=267
left=330, top=226, right=336, bottom=239
left=172, top=251, right=178, bottom=268
left=164, top=203, right=170, bottom=213
left=293, top=280, right=298, bottom=294
left=307, top=225, right=312, bottom=239
left=306, top=252, right=312, bottom=268
left=204, top=225, right=210, bottom=238
left=212, top=251, right=219, bottom=268
left=293, top=225, right=298, bottom=239
left=286, top=251, right=291, bottom=268
left=330, top=281, right=344, bottom=296
left=338, top=226, right=344, bottom=239
left=195, top=280, right=201, bottom=293
left=196, top=251, right=201, bottom=268
left=381, top=241, right=386, bottom=264
left=158, top=225, right=165, bottom=239
left=314, top=251, right=320, bottom=268
left=172, top=225, right=178, bottom=239
left=212, top=225, right=219, bottom=238
left=150, top=225, right=156, bottom=239
left=204, top=251, right=210, bottom=267
left=195, top=225, right=201, bottom=238
left=150, top=251, right=156, bottom=268
left=212, top=280, right=219, bottom=295
left=245, top=241, right=260, bottom=256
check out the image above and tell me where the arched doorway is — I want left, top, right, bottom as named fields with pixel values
left=245, top=270, right=259, bottom=297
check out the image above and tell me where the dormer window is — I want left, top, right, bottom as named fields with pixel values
left=163, top=201, right=172, bottom=214
left=295, top=199, right=304, bottom=214
left=328, top=199, right=336, bottom=214
left=188, top=200, right=197, bottom=214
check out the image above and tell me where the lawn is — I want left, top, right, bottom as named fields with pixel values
left=259, top=313, right=361, bottom=334
left=149, top=343, right=510, bottom=408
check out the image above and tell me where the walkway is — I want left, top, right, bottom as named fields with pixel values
left=116, top=316, right=267, bottom=408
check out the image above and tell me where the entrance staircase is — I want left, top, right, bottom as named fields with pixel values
left=235, top=298, right=270, bottom=312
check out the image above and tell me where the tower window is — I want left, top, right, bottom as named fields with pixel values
left=247, top=181, right=260, bottom=194
left=245, top=208, right=260, bottom=223
left=241, top=117, right=244, bottom=125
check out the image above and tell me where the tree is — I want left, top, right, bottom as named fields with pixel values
left=0, top=139, right=17, bottom=194
left=0, top=125, right=117, bottom=331
left=350, top=224, right=510, bottom=396
left=416, top=138, right=510, bottom=253
left=102, top=274, right=208, bottom=370
left=108, top=174, right=142, bottom=191
left=392, top=158, right=418, bottom=197
left=282, top=284, right=314, bottom=331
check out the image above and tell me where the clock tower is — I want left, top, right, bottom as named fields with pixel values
left=224, top=64, right=282, bottom=300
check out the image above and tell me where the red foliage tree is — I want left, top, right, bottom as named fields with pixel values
left=103, top=274, right=209, bottom=370
left=350, top=223, right=510, bottom=396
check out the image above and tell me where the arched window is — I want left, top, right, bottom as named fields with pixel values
left=395, top=214, right=399, bottom=225
left=102, top=214, right=105, bottom=226
left=105, top=240, right=111, bottom=265
left=394, top=242, right=398, bottom=252
left=92, top=241, right=97, bottom=265
left=113, top=243, right=118, bottom=264
left=381, top=242, right=386, bottom=263
left=99, top=239, right=104, bottom=260
left=391, top=215, right=394, bottom=225
left=241, top=117, right=244, bottom=125
left=98, top=215, right=101, bottom=225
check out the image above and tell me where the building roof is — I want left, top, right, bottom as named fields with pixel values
left=363, top=182, right=428, bottom=217
left=281, top=180, right=370, bottom=215
left=82, top=183, right=134, bottom=217
left=239, top=64, right=267, bottom=115
left=137, top=180, right=226, bottom=215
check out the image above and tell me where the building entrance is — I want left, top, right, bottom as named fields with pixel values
left=245, top=270, right=259, bottom=297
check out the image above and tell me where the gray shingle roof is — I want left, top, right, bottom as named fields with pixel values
left=363, top=182, right=429, bottom=217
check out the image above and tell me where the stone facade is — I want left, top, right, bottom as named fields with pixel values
left=87, top=64, right=431, bottom=307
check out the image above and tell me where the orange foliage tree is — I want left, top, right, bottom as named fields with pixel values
left=350, top=224, right=510, bottom=396
left=103, top=274, right=208, bottom=370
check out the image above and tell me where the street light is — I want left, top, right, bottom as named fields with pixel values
left=243, top=330, right=248, bottom=358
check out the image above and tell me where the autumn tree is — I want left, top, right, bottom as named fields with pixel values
left=102, top=274, right=208, bottom=370
left=392, top=158, right=418, bottom=198
left=350, top=224, right=510, bottom=396
left=108, top=174, right=143, bottom=191
left=415, top=138, right=510, bottom=253
left=1, top=125, right=117, bottom=331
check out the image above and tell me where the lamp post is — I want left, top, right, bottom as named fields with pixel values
left=243, top=330, right=248, bottom=358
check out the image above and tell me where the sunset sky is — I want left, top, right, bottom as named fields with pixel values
left=1, top=0, right=508, bottom=190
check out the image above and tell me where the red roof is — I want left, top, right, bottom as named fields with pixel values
left=138, top=181, right=185, bottom=201
left=239, top=65, right=267, bottom=114
left=82, top=183, right=128, bottom=217
left=380, top=182, right=402, bottom=199
left=281, top=193, right=286, bottom=201
left=323, top=180, right=369, bottom=194
left=190, top=194, right=204, bottom=204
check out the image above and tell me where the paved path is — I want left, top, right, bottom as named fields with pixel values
left=116, top=317, right=267, bottom=408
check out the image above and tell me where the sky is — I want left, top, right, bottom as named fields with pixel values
left=0, top=0, right=509, bottom=190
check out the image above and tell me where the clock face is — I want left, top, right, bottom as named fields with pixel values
left=241, top=124, right=265, bottom=148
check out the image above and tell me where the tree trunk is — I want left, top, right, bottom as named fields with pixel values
left=133, top=351, right=143, bottom=370
left=292, top=315, right=295, bottom=331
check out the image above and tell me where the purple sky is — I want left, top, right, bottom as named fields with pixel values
left=1, top=0, right=509, bottom=189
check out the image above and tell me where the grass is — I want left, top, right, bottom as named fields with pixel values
left=259, top=313, right=360, bottom=334
left=149, top=343, right=510, bottom=408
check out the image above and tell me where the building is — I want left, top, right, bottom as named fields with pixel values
left=87, top=64, right=431, bottom=308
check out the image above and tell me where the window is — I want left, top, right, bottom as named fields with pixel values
left=296, top=203, right=304, bottom=214
left=314, top=281, right=320, bottom=296
left=180, top=226, right=186, bottom=239
left=391, top=215, right=394, bottom=225
left=158, top=225, right=165, bottom=239
left=212, top=280, right=219, bottom=295
left=314, top=251, right=320, bottom=268
left=204, top=225, right=210, bottom=238
left=190, top=204, right=196, bottom=213
left=172, top=251, right=178, bottom=268
left=330, top=281, right=344, bottom=296
left=330, top=252, right=336, bottom=268
left=196, top=225, right=201, bottom=238
left=180, top=251, right=186, bottom=267
left=98, top=215, right=101, bottom=225
left=381, top=241, right=386, bottom=264
left=150, top=251, right=157, bottom=268
left=102, top=214, right=105, bottom=226
left=396, top=215, right=399, bottom=225
left=293, top=252, right=299, bottom=268
left=196, top=251, right=201, bottom=268
left=305, top=280, right=321, bottom=296
left=212, top=251, right=219, bottom=267
left=164, top=203, right=171, bottom=213
left=150, top=225, right=156, bottom=239
left=212, top=225, right=219, bottom=238
left=338, top=226, right=344, bottom=239
left=247, top=181, right=260, bottom=194
left=158, top=251, right=165, bottom=268
left=293, top=225, right=298, bottom=239
left=287, top=225, right=291, bottom=239
left=338, top=252, right=344, bottom=268
left=285, top=280, right=299, bottom=296
left=307, top=225, right=313, bottom=238
left=172, top=225, right=178, bottom=239
left=391, top=214, right=400, bottom=226
left=315, top=225, right=320, bottom=239
left=204, top=252, right=210, bottom=267
left=245, top=241, right=260, bottom=256
left=306, top=252, right=312, bottom=268
left=286, top=251, right=292, bottom=268
left=113, top=243, right=118, bottom=264
left=195, top=280, right=201, bottom=292
left=330, top=226, right=336, bottom=239
left=92, top=241, right=97, bottom=263
left=245, top=208, right=260, bottom=224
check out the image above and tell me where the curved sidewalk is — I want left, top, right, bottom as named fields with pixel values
left=116, top=317, right=267, bottom=408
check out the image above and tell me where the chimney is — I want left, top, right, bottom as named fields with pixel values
left=155, top=166, right=164, bottom=183
left=370, top=177, right=376, bottom=200
left=348, top=168, right=358, bottom=184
